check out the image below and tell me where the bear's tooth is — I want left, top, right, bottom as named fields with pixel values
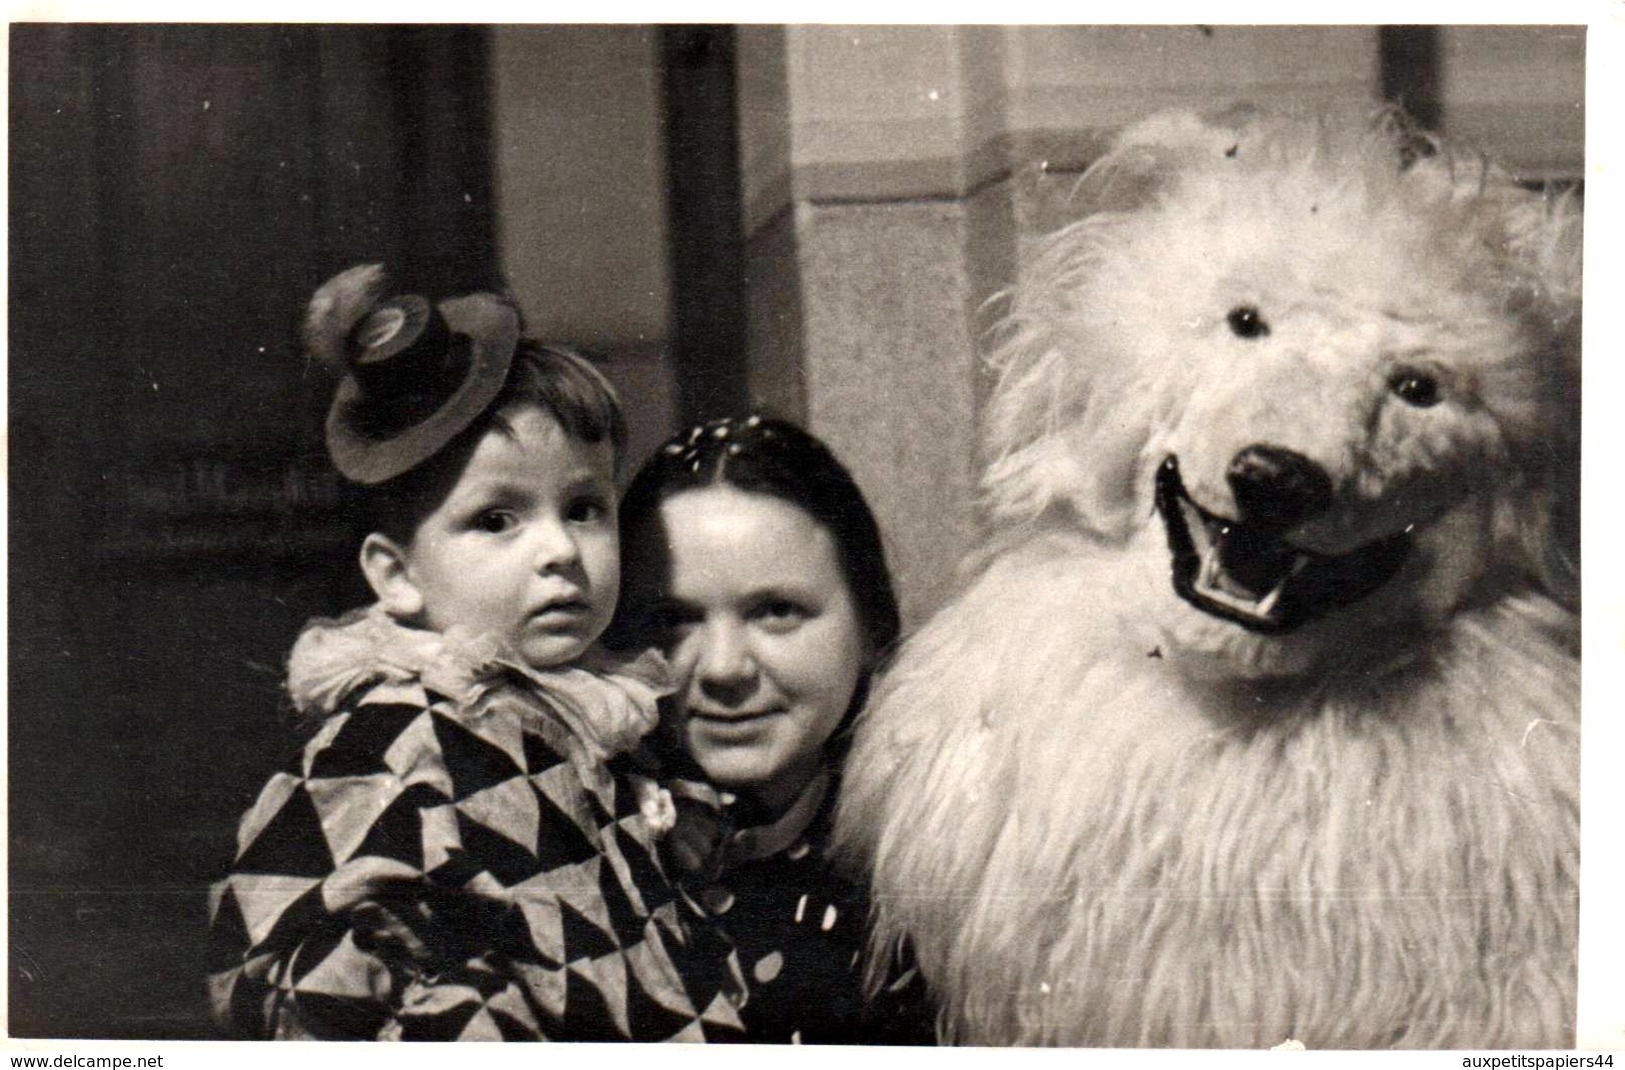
left=1256, top=556, right=1310, bottom=618
left=1198, top=542, right=1224, bottom=590
left=1256, top=579, right=1287, bottom=618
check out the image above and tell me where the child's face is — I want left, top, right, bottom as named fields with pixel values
left=400, top=406, right=619, bottom=669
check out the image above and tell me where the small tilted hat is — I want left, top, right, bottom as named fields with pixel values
left=303, top=264, right=520, bottom=485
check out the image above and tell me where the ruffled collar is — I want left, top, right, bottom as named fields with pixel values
left=286, top=605, right=673, bottom=760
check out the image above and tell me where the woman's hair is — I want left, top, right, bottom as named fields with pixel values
left=364, top=340, right=626, bottom=543
left=608, top=415, right=901, bottom=663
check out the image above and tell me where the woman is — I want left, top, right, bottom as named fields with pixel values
left=608, top=415, right=935, bottom=1044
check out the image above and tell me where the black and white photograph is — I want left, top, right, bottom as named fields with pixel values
left=6, top=14, right=1619, bottom=1056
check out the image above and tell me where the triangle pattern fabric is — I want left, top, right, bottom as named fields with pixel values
left=349, top=782, right=444, bottom=870
left=672, top=918, right=750, bottom=1029
left=307, top=702, right=424, bottom=779
left=517, top=895, right=565, bottom=969
left=456, top=810, right=542, bottom=887
left=530, top=781, right=603, bottom=870
left=522, top=727, right=567, bottom=776
left=430, top=710, right=526, bottom=797
left=299, top=714, right=350, bottom=770
left=574, top=951, right=632, bottom=1037
left=579, top=766, right=620, bottom=828
left=285, top=920, right=348, bottom=985
left=559, top=898, right=620, bottom=965
left=490, top=1003, right=542, bottom=1041
left=531, top=761, right=601, bottom=830
left=453, top=1005, right=505, bottom=1041
left=306, top=773, right=404, bottom=865
left=509, top=958, right=568, bottom=1022
left=381, top=709, right=454, bottom=794
left=670, top=1019, right=710, bottom=1042
left=455, top=774, right=540, bottom=856
left=596, top=851, right=650, bottom=943
left=234, top=781, right=334, bottom=878
left=206, top=882, right=252, bottom=973
left=612, top=824, right=668, bottom=916
left=625, top=957, right=708, bottom=1040
left=228, top=873, right=323, bottom=948
left=233, top=772, right=301, bottom=856
left=560, top=958, right=623, bottom=1041
left=700, top=989, right=749, bottom=1033
left=418, top=802, right=463, bottom=874
left=511, top=855, right=603, bottom=913
left=454, top=699, right=530, bottom=778
left=285, top=929, right=390, bottom=1000
left=620, top=936, right=705, bottom=1034
left=277, top=989, right=393, bottom=1040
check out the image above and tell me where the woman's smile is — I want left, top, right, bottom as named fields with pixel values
left=688, top=704, right=786, bottom=724
left=685, top=706, right=793, bottom=744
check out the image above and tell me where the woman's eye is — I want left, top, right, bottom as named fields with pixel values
left=752, top=599, right=809, bottom=632
left=474, top=510, right=515, bottom=533
left=1226, top=305, right=1270, bottom=339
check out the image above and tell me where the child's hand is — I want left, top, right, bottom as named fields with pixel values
left=665, top=798, right=727, bottom=878
left=351, top=899, right=433, bottom=965
left=661, top=779, right=737, bottom=883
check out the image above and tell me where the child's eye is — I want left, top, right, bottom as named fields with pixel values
left=474, top=510, right=516, bottom=534
left=566, top=496, right=610, bottom=524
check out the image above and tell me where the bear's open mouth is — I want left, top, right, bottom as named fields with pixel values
left=1154, top=457, right=1411, bottom=633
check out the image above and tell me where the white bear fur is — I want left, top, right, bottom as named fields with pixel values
left=837, top=105, right=1581, bottom=1048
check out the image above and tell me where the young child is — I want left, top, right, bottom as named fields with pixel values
left=208, top=265, right=745, bottom=1041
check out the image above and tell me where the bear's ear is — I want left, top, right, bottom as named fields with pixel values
left=1462, top=176, right=1581, bottom=611
left=1503, top=187, right=1582, bottom=611
left=1502, top=186, right=1584, bottom=344
left=1073, top=104, right=1262, bottom=217
left=1114, top=102, right=1262, bottom=156
left=978, top=300, right=1161, bottom=546
left=1397, top=122, right=1583, bottom=329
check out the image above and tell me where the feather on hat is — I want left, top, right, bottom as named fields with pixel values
left=304, top=263, right=389, bottom=373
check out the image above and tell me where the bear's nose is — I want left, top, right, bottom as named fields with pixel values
left=1226, top=445, right=1333, bottom=532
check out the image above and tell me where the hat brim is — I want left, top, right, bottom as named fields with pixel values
left=325, top=293, right=521, bottom=485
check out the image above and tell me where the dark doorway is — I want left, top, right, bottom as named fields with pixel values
left=8, top=24, right=501, bottom=1037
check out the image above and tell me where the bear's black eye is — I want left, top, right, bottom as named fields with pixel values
left=1389, top=370, right=1441, bottom=407
left=1226, top=305, right=1269, bottom=339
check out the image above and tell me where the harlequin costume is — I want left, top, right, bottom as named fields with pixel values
left=208, top=607, right=748, bottom=1040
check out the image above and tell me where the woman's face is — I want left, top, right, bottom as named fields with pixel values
left=638, top=485, right=868, bottom=814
